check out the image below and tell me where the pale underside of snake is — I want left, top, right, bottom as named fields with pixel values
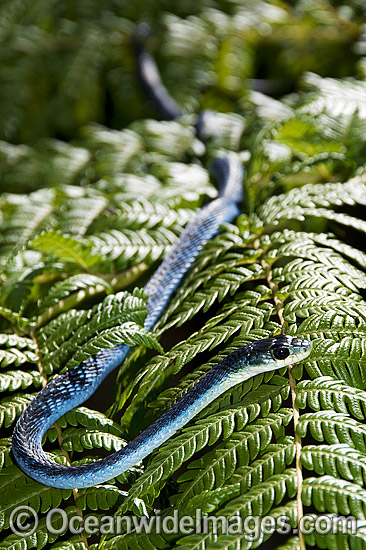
left=12, top=26, right=311, bottom=490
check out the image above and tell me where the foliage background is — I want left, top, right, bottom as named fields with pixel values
left=1, top=1, right=366, bottom=550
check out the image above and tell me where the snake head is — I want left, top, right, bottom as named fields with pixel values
left=248, top=334, right=311, bottom=370
left=222, top=334, right=311, bottom=386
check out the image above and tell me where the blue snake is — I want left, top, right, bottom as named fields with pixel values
left=12, top=27, right=311, bottom=490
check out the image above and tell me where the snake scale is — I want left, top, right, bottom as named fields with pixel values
left=12, top=26, right=311, bottom=490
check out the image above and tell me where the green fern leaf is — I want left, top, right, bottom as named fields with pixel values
left=46, top=407, right=123, bottom=442
left=303, top=476, right=366, bottom=518
left=0, top=371, right=41, bottom=393
left=38, top=274, right=112, bottom=313
left=173, top=437, right=295, bottom=513
left=48, top=541, right=87, bottom=550
left=0, top=473, right=72, bottom=531
left=0, top=348, right=37, bottom=369
left=0, top=438, right=12, bottom=468
left=37, top=289, right=160, bottom=374
left=297, top=411, right=366, bottom=449
left=76, top=485, right=126, bottom=511
left=102, top=531, right=167, bottom=550
left=296, top=377, right=366, bottom=418
left=89, top=226, right=179, bottom=272
left=173, top=470, right=297, bottom=550
left=0, top=507, right=81, bottom=550
left=303, top=521, right=366, bottom=550
left=0, top=394, right=34, bottom=428
left=30, top=231, right=102, bottom=270
left=120, top=409, right=292, bottom=513
left=301, top=443, right=366, bottom=486
left=301, top=339, right=366, bottom=388
left=62, top=429, right=126, bottom=453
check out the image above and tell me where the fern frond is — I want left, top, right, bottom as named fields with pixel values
left=260, top=178, right=366, bottom=222
left=62, top=429, right=126, bottom=454
left=65, top=321, right=162, bottom=370
left=102, top=531, right=166, bottom=550
left=172, top=470, right=297, bottom=550
left=29, top=231, right=102, bottom=271
left=172, top=412, right=291, bottom=503
left=120, top=409, right=292, bottom=513
left=0, top=394, right=34, bottom=429
left=0, top=334, right=36, bottom=355
left=0, top=471, right=72, bottom=530
left=81, top=125, right=142, bottom=177
left=272, top=538, right=301, bottom=550
left=172, top=437, right=296, bottom=512
left=89, top=194, right=194, bottom=231
left=130, top=120, right=196, bottom=159
left=302, top=73, right=366, bottom=120
left=0, top=507, right=82, bottom=550
left=47, top=541, right=87, bottom=550
left=0, top=190, right=55, bottom=265
left=89, top=226, right=179, bottom=272
left=296, top=377, right=366, bottom=417
left=303, top=476, right=366, bottom=517
left=76, top=485, right=126, bottom=511
left=0, top=370, right=41, bottom=393
left=37, top=288, right=158, bottom=375
left=38, top=274, right=112, bottom=313
left=0, top=340, right=37, bottom=368
left=0, top=438, right=12, bottom=468
left=297, top=411, right=366, bottom=449
left=303, top=522, right=366, bottom=550
left=46, top=406, right=123, bottom=441
left=301, top=443, right=366, bottom=485
left=300, top=339, right=366, bottom=388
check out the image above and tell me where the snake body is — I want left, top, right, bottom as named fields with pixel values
left=12, top=29, right=311, bottom=490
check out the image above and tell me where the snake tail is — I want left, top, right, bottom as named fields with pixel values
left=133, top=23, right=183, bottom=121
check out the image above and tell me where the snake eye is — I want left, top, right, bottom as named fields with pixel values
left=273, top=346, right=290, bottom=360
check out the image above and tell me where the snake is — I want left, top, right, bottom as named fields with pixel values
left=12, top=26, right=311, bottom=490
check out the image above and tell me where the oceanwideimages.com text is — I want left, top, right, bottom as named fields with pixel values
left=9, top=505, right=358, bottom=539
